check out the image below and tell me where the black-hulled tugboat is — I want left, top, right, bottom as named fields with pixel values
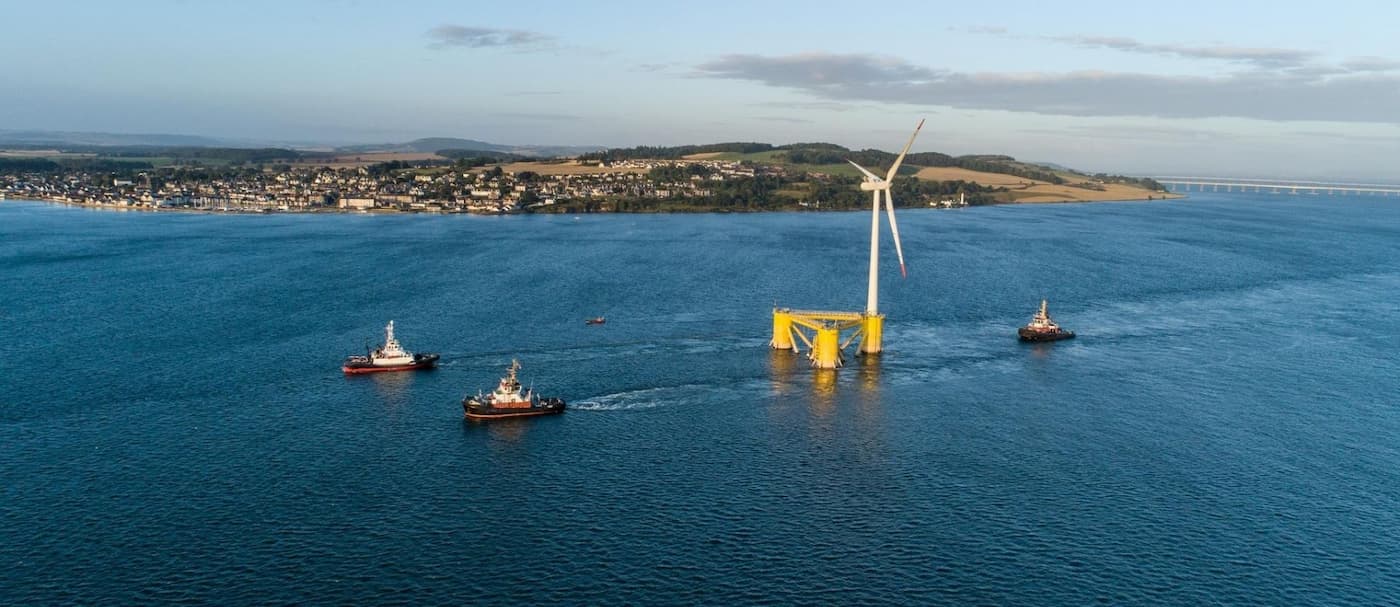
left=342, top=320, right=440, bottom=374
left=1018, top=299, right=1076, bottom=342
left=463, top=359, right=566, bottom=420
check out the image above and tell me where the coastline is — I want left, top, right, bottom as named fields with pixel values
left=2, top=196, right=428, bottom=215
left=996, top=192, right=1186, bottom=204
left=913, top=166, right=1183, bottom=204
left=3, top=192, right=1181, bottom=216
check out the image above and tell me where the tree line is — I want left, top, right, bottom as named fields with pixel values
left=534, top=172, right=996, bottom=214
left=0, top=157, right=155, bottom=173
left=579, top=141, right=1068, bottom=184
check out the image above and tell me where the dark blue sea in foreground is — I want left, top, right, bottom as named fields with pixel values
left=3, top=195, right=1400, bottom=604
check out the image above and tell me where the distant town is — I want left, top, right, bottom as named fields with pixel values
left=0, top=158, right=992, bottom=214
left=0, top=137, right=1170, bottom=214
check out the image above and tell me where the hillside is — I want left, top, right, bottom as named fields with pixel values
left=335, top=138, right=604, bottom=158
left=640, top=143, right=1172, bottom=204
left=913, top=167, right=1175, bottom=203
left=0, top=131, right=1174, bottom=204
left=0, top=131, right=603, bottom=160
left=0, top=130, right=229, bottom=148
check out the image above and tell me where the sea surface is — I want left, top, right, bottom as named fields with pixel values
left=3, top=195, right=1400, bottom=605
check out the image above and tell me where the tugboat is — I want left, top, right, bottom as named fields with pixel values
left=585, top=316, right=606, bottom=325
left=463, top=360, right=566, bottom=420
left=342, top=321, right=440, bottom=374
left=1018, top=299, right=1076, bottom=342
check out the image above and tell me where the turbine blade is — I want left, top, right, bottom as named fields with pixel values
left=884, top=189, right=907, bottom=278
left=884, top=118, right=926, bottom=182
left=846, top=160, right=881, bottom=182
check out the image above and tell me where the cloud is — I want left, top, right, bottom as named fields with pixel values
left=493, top=111, right=581, bottom=121
left=1024, top=124, right=1252, bottom=144
left=1050, top=35, right=1316, bottom=68
left=1285, top=129, right=1400, bottom=143
left=963, top=28, right=1318, bottom=70
left=698, top=52, right=939, bottom=87
left=634, top=63, right=675, bottom=72
left=1342, top=56, right=1400, bottom=72
left=427, top=25, right=554, bottom=50
left=695, top=52, right=1400, bottom=124
left=960, top=25, right=1008, bottom=35
left=749, top=100, right=868, bottom=112
left=751, top=115, right=815, bottom=124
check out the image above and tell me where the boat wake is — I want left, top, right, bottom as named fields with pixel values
left=572, top=382, right=734, bottom=412
left=571, top=386, right=680, bottom=411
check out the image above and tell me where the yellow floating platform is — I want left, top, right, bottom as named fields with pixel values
left=770, top=308, right=884, bottom=369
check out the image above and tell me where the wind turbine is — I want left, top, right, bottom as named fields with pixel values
left=767, top=118, right=926, bottom=366
left=847, top=118, right=923, bottom=316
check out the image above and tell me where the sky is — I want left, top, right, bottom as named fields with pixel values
left=5, top=0, right=1400, bottom=178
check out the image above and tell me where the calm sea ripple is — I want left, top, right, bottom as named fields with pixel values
left=3, top=195, right=1400, bottom=605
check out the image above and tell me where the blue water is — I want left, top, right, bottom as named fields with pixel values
left=3, top=196, right=1400, bottom=604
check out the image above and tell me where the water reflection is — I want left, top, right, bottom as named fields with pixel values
left=810, top=369, right=837, bottom=417
left=851, top=362, right=890, bottom=477
left=855, top=355, right=882, bottom=394
left=461, top=408, right=535, bottom=451
left=367, top=371, right=416, bottom=410
left=781, top=356, right=892, bottom=483
left=766, top=349, right=837, bottom=418
left=479, top=418, right=530, bottom=444
left=854, top=355, right=882, bottom=419
left=765, top=350, right=887, bottom=423
left=767, top=350, right=799, bottom=395
left=1025, top=342, right=1056, bottom=361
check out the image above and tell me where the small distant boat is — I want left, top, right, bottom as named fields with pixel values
left=585, top=316, right=606, bottom=325
left=342, top=320, right=440, bottom=374
left=463, top=359, right=566, bottom=420
left=1018, top=299, right=1076, bottom=342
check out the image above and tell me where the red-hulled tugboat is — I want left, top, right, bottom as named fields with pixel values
left=1018, top=299, right=1076, bottom=342
left=463, top=360, right=566, bottom=420
left=585, top=316, right=606, bottom=325
left=342, top=321, right=440, bottom=374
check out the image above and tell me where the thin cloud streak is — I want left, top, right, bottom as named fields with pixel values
left=634, top=63, right=675, bottom=72
left=749, top=100, right=868, bottom=112
left=1023, top=124, right=1252, bottom=143
left=427, top=25, right=554, bottom=50
left=493, top=111, right=581, bottom=121
left=962, top=25, right=1008, bottom=35
left=695, top=52, right=1400, bottom=123
left=963, top=28, right=1320, bottom=70
left=751, top=115, right=814, bottom=124
left=1341, top=56, right=1400, bottom=72
left=1049, top=35, right=1317, bottom=68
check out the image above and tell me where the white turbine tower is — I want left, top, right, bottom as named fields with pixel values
left=847, top=119, right=923, bottom=316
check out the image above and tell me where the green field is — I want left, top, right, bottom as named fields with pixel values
left=697, top=151, right=919, bottom=179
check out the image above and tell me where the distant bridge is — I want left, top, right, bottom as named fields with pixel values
left=1156, top=177, right=1400, bottom=197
